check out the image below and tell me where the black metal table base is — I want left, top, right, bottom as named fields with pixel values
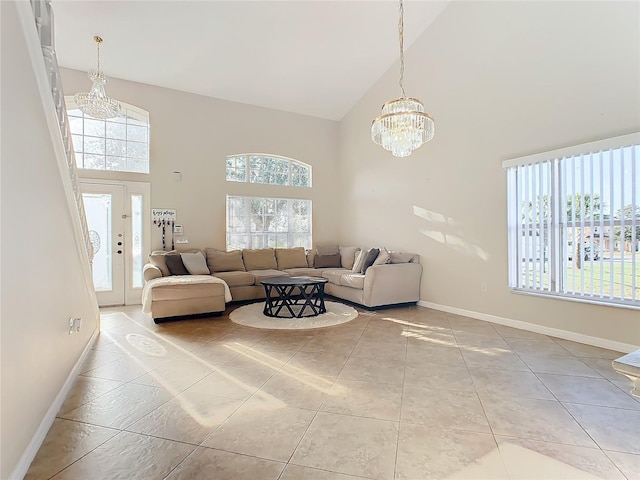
left=263, top=282, right=327, bottom=318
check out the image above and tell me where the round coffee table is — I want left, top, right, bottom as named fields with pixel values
left=261, top=276, right=329, bottom=318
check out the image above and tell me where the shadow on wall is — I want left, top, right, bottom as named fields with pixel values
left=413, top=206, right=490, bottom=261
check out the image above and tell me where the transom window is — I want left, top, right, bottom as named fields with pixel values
left=66, top=98, right=150, bottom=173
left=504, top=133, right=639, bottom=308
left=226, top=195, right=312, bottom=250
left=226, top=154, right=311, bottom=187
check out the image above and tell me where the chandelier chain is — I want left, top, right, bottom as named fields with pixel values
left=398, top=0, right=406, bottom=98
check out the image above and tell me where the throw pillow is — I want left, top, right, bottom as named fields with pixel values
left=314, top=253, right=342, bottom=268
left=390, top=251, right=415, bottom=264
left=361, top=248, right=380, bottom=273
left=373, top=248, right=391, bottom=266
left=206, top=249, right=245, bottom=272
left=351, top=250, right=367, bottom=273
left=275, top=247, right=308, bottom=270
left=339, top=246, right=361, bottom=269
left=316, top=244, right=340, bottom=256
left=165, top=252, right=190, bottom=275
left=180, top=251, right=210, bottom=275
left=148, top=250, right=172, bottom=277
left=243, top=248, right=277, bottom=270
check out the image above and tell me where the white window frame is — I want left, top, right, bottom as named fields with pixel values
left=226, top=153, right=312, bottom=187
left=504, top=132, right=639, bottom=309
left=65, top=97, right=150, bottom=174
left=226, top=195, right=312, bottom=250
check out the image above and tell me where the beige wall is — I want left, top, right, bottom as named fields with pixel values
left=60, top=68, right=340, bottom=252
left=1, top=3, right=99, bottom=478
left=338, top=1, right=640, bottom=346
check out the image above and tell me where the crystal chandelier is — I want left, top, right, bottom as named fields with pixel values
left=371, top=0, right=434, bottom=157
left=74, top=36, right=121, bottom=119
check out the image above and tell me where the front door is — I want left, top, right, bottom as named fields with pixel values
left=81, top=181, right=150, bottom=306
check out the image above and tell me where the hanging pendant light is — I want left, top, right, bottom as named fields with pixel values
left=74, top=36, right=121, bottom=119
left=371, top=0, right=434, bottom=157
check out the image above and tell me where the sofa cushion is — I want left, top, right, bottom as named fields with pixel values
left=212, top=271, right=255, bottom=287
left=322, top=269, right=348, bottom=286
left=390, top=251, right=416, bottom=263
left=275, top=247, right=308, bottom=270
left=243, top=248, right=277, bottom=270
left=284, top=267, right=321, bottom=277
left=165, top=252, right=190, bottom=275
left=148, top=251, right=172, bottom=277
left=250, top=269, right=288, bottom=284
left=314, top=254, right=342, bottom=268
left=341, top=273, right=365, bottom=289
left=181, top=251, right=210, bottom=275
left=361, top=248, right=380, bottom=274
left=352, top=250, right=367, bottom=273
left=339, top=246, right=361, bottom=269
left=206, top=249, right=245, bottom=272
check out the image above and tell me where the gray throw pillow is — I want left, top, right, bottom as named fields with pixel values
left=314, top=254, right=342, bottom=268
left=165, top=252, right=189, bottom=275
left=361, top=248, right=380, bottom=273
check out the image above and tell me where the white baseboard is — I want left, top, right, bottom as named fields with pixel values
left=10, top=329, right=99, bottom=480
left=418, top=300, right=638, bottom=354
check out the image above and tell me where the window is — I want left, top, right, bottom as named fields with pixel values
left=226, top=195, right=312, bottom=250
left=504, top=133, right=639, bottom=308
left=66, top=98, right=150, bottom=173
left=226, top=154, right=311, bottom=187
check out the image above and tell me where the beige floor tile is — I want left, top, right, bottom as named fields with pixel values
left=351, top=339, right=407, bottom=362
left=461, top=347, right=530, bottom=371
left=202, top=399, right=316, bottom=462
left=580, top=357, right=626, bottom=381
left=339, top=356, right=405, bottom=385
left=58, top=376, right=125, bottom=415
left=554, top=339, right=622, bottom=359
left=280, top=464, right=364, bottom=480
left=187, top=343, right=247, bottom=366
left=126, top=393, right=243, bottom=444
left=321, top=379, right=402, bottom=421
left=563, top=402, right=640, bottom=454
left=283, top=351, right=350, bottom=378
left=396, top=423, right=508, bottom=480
left=254, top=334, right=314, bottom=350
left=25, top=419, right=118, bottom=480
left=449, top=320, right=501, bottom=337
left=224, top=345, right=298, bottom=370
left=604, top=451, right=640, bottom=480
left=183, top=365, right=275, bottom=400
left=504, top=338, right=572, bottom=356
left=454, top=332, right=512, bottom=349
left=405, top=344, right=465, bottom=366
left=359, top=326, right=408, bottom=344
left=404, top=362, right=474, bottom=392
left=519, top=354, right=601, bottom=377
left=401, top=385, right=491, bottom=433
left=300, top=335, right=359, bottom=356
left=405, top=330, right=458, bottom=348
left=495, top=436, right=625, bottom=480
left=80, top=355, right=153, bottom=382
left=79, top=349, right=129, bottom=374
left=131, top=358, right=216, bottom=393
left=469, top=368, right=554, bottom=400
left=537, top=373, right=640, bottom=409
left=257, top=371, right=332, bottom=410
left=290, top=412, right=398, bottom=479
left=60, top=382, right=172, bottom=429
left=492, top=324, right=550, bottom=340
left=480, top=395, right=597, bottom=447
left=49, top=431, right=194, bottom=480
left=165, top=447, right=285, bottom=479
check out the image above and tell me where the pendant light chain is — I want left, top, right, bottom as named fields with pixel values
left=398, top=0, right=406, bottom=98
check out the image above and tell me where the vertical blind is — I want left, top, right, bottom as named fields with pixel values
left=504, top=133, right=640, bottom=308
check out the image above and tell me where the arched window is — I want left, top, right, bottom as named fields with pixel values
left=226, top=154, right=311, bottom=187
left=65, top=98, right=150, bottom=173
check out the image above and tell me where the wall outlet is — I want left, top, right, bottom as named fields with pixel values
left=69, top=317, right=81, bottom=334
left=480, top=282, right=487, bottom=292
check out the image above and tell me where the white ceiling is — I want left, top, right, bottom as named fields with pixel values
left=52, top=0, right=450, bottom=121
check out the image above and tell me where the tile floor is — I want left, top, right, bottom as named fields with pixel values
left=25, top=304, right=640, bottom=480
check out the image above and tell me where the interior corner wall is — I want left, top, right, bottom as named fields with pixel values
left=59, top=68, right=340, bottom=252
left=1, top=2, right=99, bottom=478
left=338, top=1, right=640, bottom=347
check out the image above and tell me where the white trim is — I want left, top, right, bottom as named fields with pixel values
left=417, top=300, right=639, bottom=354
left=9, top=329, right=99, bottom=480
left=501, top=132, right=640, bottom=168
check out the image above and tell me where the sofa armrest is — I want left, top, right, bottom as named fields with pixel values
left=143, top=263, right=163, bottom=282
left=363, top=262, right=422, bottom=307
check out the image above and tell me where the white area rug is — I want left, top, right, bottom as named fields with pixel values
left=229, top=301, right=358, bottom=330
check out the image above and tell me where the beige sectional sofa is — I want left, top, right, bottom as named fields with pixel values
left=142, top=246, right=422, bottom=320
